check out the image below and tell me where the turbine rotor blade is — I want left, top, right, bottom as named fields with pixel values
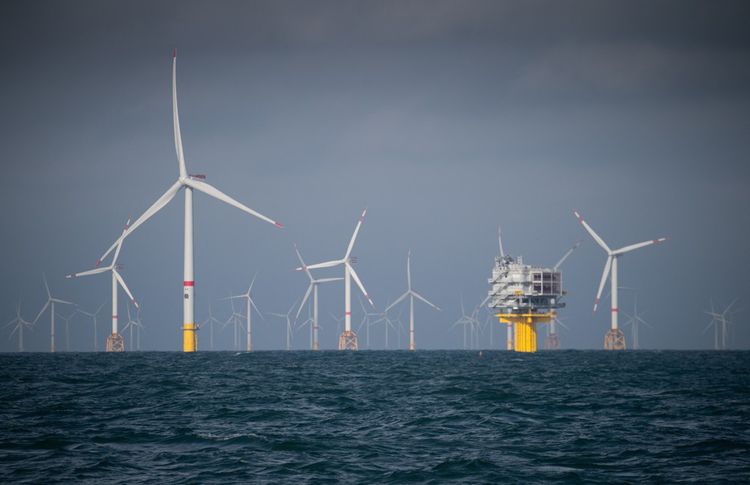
left=347, top=263, right=374, bottom=307
left=574, top=211, right=611, bottom=254
left=114, top=270, right=139, bottom=309
left=184, top=178, right=282, bottom=228
left=68, top=267, right=110, bottom=278
left=406, top=250, right=412, bottom=290
left=314, top=277, right=344, bottom=284
left=411, top=291, right=441, bottom=311
left=594, top=256, right=613, bottom=312
left=613, top=238, right=667, bottom=255
left=295, top=284, right=313, bottom=321
left=99, top=181, right=182, bottom=263
left=172, top=50, right=187, bottom=179
left=33, top=301, right=50, bottom=325
left=294, top=244, right=313, bottom=281
left=304, top=260, right=342, bottom=271
left=385, top=291, right=409, bottom=312
left=344, top=208, right=367, bottom=260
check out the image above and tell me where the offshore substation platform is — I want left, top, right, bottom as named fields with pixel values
left=487, top=229, right=575, bottom=352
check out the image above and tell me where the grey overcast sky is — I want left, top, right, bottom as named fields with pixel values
left=1, top=1, right=748, bottom=351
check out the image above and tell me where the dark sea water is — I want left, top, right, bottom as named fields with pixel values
left=0, top=351, right=748, bottom=483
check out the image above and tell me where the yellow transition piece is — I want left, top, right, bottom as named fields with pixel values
left=183, top=323, right=197, bottom=352
left=497, top=312, right=554, bottom=353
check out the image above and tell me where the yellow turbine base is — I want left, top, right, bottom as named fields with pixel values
left=498, top=313, right=554, bottom=353
left=183, top=323, right=197, bottom=352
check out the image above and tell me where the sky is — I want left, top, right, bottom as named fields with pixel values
left=1, top=0, right=749, bottom=351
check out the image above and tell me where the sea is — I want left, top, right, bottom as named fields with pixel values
left=0, top=350, right=748, bottom=483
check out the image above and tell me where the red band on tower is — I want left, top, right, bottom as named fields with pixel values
left=184, top=281, right=194, bottom=287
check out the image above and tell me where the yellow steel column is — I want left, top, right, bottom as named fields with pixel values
left=183, top=323, right=197, bottom=352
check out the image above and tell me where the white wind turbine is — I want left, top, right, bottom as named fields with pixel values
left=33, top=275, right=75, bottom=353
left=76, top=303, right=105, bottom=351
left=372, top=302, right=402, bottom=349
left=623, top=293, right=651, bottom=350
left=57, top=310, right=77, bottom=352
left=574, top=211, right=667, bottom=350
left=298, top=209, right=374, bottom=350
left=224, top=275, right=264, bottom=352
left=6, top=302, right=34, bottom=352
left=200, top=303, right=223, bottom=351
left=385, top=251, right=441, bottom=351
left=122, top=304, right=143, bottom=352
left=270, top=301, right=298, bottom=351
left=96, top=50, right=282, bottom=352
left=704, top=299, right=738, bottom=350
left=452, top=296, right=475, bottom=350
left=67, top=218, right=138, bottom=352
left=294, top=245, right=343, bottom=351
left=357, top=297, right=383, bottom=350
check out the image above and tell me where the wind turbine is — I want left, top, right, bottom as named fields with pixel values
left=57, top=310, right=77, bottom=352
left=67, top=218, right=138, bottom=352
left=623, top=293, right=651, bottom=350
left=223, top=293, right=245, bottom=350
left=385, top=251, right=440, bottom=351
left=574, top=211, right=667, bottom=350
left=704, top=299, right=738, bottom=350
left=200, top=303, right=223, bottom=351
left=224, top=275, right=264, bottom=352
left=270, top=301, right=297, bottom=351
left=33, top=275, right=75, bottom=353
left=452, top=295, right=475, bottom=350
left=298, top=209, right=374, bottom=350
left=544, top=317, right=569, bottom=350
left=294, top=244, right=343, bottom=351
left=96, top=50, right=282, bottom=352
left=543, top=241, right=580, bottom=350
left=6, top=302, right=34, bottom=352
left=122, top=303, right=143, bottom=351
left=372, top=302, right=401, bottom=349
left=76, top=303, right=105, bottom=351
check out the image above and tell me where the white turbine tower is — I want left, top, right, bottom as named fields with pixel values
left=298, top=209, right=374, bottom=350
left=67, top=218, right=138, bottom=352
left=294, top=245, right=343, bottom=351
left=200, top=304, right=223, bottom=351
left=386, top=251, right=440, bottom=351
left=623, top=293, right=651, bottom=350
left=97, top=50, right=282, bottom=352
left=224, top=275, right=264, bottom=352
left=704, top=299, right=738, bottom=350
left=33, top=275, right=75, bottom=353
left=270, top=301, right=297, bottom=351
left=76, top=303, right=105, bottom=351
left=574, top=211, right=667, bottom=350
left=6, top=302, right=34, bottom=352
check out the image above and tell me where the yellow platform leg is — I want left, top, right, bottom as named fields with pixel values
left=183, top=323, right=197, bottom=352
left=498, top=312, right=554, bottom=353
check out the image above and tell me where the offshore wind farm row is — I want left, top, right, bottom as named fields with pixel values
left=3, top=52, right=742, bottom=353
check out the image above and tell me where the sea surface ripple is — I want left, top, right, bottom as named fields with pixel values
left=0, top=351, right=748, bottom=483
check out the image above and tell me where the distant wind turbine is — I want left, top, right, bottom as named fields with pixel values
left=67, top=218, right=138, bottom=352
left=294, top=244, right=342, bottom=351
left=33, top=275, right=75, bottom=353
left=298, top=209, right=374, bottom=350
left=271, top=301, right=298, bottom=351
left=386, top=250, right=441, bottom=351
left=6, top=302, right=34, bottom=352
left=224, top=275, right=264, bottom=352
